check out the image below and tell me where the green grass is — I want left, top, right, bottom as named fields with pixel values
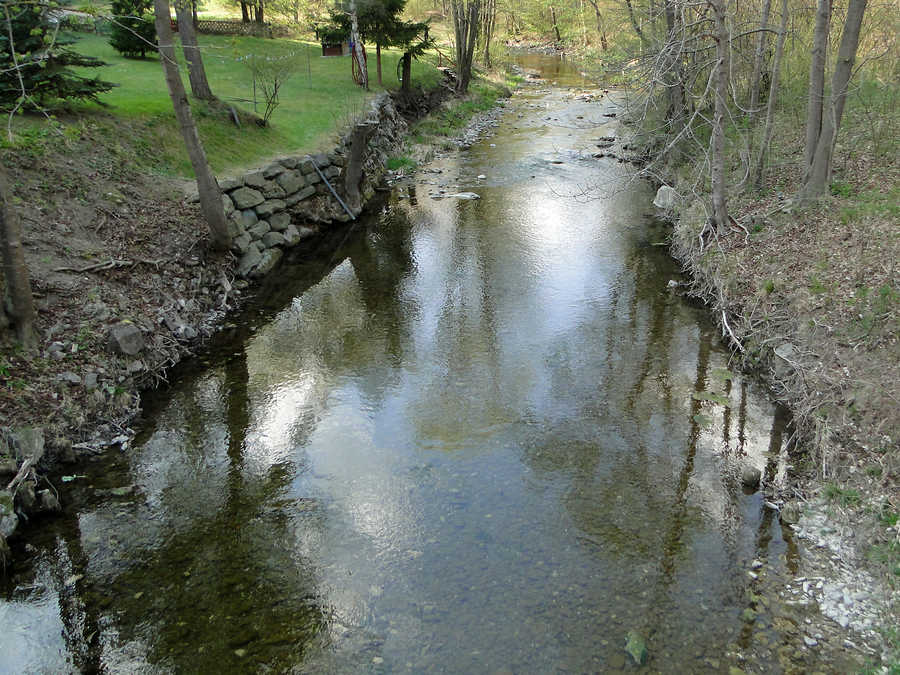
left=411, top=79, right=509, bottom=143
left=12, top=31, right=441, bottom=178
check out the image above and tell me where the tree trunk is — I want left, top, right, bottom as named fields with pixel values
left=585, top=0, right=608, bottom=50
left=174, top=0, right=214, bottom=100
left=663, top=0, right=685, bottom=130
left=153, top=0, right=231, bottom=250
left=0, top=164, right=35, bottom=348
left=748, top=0, right=772, bottom=121
left=479, top=0, right=496, bottom=67
left=190, top=0, right=198, bottom=26
left=710, top=0, right=730, bottom=230
left=754, top=0, right=788, bottom=188
left=256, top=0, right=264, bottom=24
left=451, top=0, right=481, bottom=94
left=802, top=0, right=867, bottom=198
left=376, top=42, right=382, bottom=86
left=623, top=0, right=647, bottom=44
left=401, top=52, right=412, bottom=92
left=804, top=0, right=830, bottom=170
left=240, top=1, right=249, bottom=22
left=349, top=0, right=368, bottom=89
left=549, top=5, right=561, bottom=42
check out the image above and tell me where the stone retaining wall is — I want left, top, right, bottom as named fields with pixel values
left=215, top=93, right=407, bottom=279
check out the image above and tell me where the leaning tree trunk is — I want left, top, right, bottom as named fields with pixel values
left=549, top=5, right=562, bottom=42
left=754, top=0, right=788, bottom=188
left=240, top=0, right=249, bottom=22
left=803, top=0, right=830, bottom=171
left=174, top=0, right=215, bottom=100
left=585, top=0, right=608, bottom=50
left=153, top=0, right=231, bottom=250
left=802, top=0, right=867, bottom=199
left=0, top=165, right=36, bottom=348
left=748, top=0, right=772, bottom=121
left=710, top=0, right=730, bottom=230
left=349, top=0, right=368, bottom=90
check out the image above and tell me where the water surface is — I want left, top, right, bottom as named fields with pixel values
left=3, top=55, right=805, bottom=673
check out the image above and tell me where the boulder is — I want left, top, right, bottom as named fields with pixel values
left=11, top=427, right=44, bottom=463
left=277, top=170, right=306, bottom=195
left=249, top=248, right=283, bottom=278
left=261, top=231, right=286, bottom=248
left=262, top=181, right=287, bottom=199
left=231, top=233, right=253, bottom=255
left=741, top=466, right=762, bottom=490
left=283, top=224, right=315, bottom=246
left=230, top=187, right=265, bottom=209
left=285, top=185, right=317, bottom=206
left=305, top=170, right=321, bottom=185
left=248, top=221, right=271, bottom=240
left=244, top=171, right=267, bottom=188
left=238, top=209, right=258, bottom=229
left=219, top=177, right=243, bottom=191
left=0, top=490, right=17, bottom=538
left=256, top=199, right=286, bottom=218
left=280, top=157, right=300, bottom=169
left=780, top=501, right=801, bottom=525
left=236, top=248, right=263, bottom=278
left=269, top=212, right=291, bottom=231
left=107, top=322, right=144, bottom=356
left=313, top=152, right=330, bottom=168
left=37, top=489, right=61, bottom=513
left=653, top=185, right=678, bottom=209
left=323, top=165, right=341, bottom=179
left=299, top=158, right=315, bottom=174
left=263, top=162, right=286, bottom=178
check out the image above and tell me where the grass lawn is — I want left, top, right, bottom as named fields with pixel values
left=20, top=31, right=441, bottom=178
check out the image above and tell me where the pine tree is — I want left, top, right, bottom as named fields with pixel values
left=0, top=1, right=115, bottom=110
left=109, top=0, right=157, bottom=58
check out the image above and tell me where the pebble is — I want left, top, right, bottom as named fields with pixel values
left=803, top=636, right=818, bottom=647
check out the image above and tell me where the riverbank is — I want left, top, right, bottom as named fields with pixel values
left=0, top=75, right=514, bottom=566
left=658, top=105, right=899, bottom=668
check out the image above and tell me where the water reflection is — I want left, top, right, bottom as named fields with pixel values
left=3, top=56, right=801, bottom=673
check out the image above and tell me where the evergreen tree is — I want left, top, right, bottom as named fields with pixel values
left=109, top=0, right=157, bottom=58
left=0, top=1, right=115, bottom=110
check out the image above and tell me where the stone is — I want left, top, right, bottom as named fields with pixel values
left=47, top=341, right=66, bottom=360
left=263, top=162, right=286, bottom=178
left=262, top=181, right=286, bottom=199
left=256, top=199, right=286, bottom=218
left=780, top=501, right=801, bottom=525
left=11, top=427, right=45, bottom=463
left=248, top=221, right=271, bottom=239
left=222, top=193, right=235, bottom=217
left=0, top=457, right=16, bottom=475
left=741, top=465, right=762, bottom=490
left=175, top=324, right=197, bottom=341
left=276, top=170, right=306, bottom=194
left=741, top=607, right=758, bottom=623
left=249, top=248, right=283, bottom=278
left=327, top=150, right=345, bottom=167
left=0, top=492, right=18, bottom=538
left=0, top=534, right=9, bottom=567
left=299, top=158, right=315, bottom=174
left=313, top=152, right=330, bottom=168
left=231, top=233, right=253, bottom=255
left=653, top=185, right=678, bottom=209
left=37, top=489, right=61, bottom=513
left=238, top=209, right=258, bottom=229
left=58, top=371, right=81, bottom=386
left=304, top=170, right=321, bottom=185
left=269, top=212, right=291, bottom=231
left=449, top=192, right=480, bottom=200
left=322, top=165, right=341, bottom=179
left=253, top=241, right=265, bottom=253
left=285, top=185, right=317, bottom=205
left=219, top=177, right=243, bottom=191
left=625, top=630, right=648, bottom=665
left=107, top=322, right=144, bottom=356
left=280, top=157, right=300, bottom=169
left=283, top=224, right=315, bottom=246
left=236, top=248, right=263, bottom=278
left=244, top=171, right=267, bottom=188
left=230, top=187, right=265, bottom=209
left=226, top=214, right=243, bottom=239
left=18, top=480, right=36, bottom=511
left=261, top=231, right=286, bottom=248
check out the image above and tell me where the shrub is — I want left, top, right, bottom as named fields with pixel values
left=108, top=0, right=156, bottom=58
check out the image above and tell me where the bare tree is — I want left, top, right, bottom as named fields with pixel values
left=450, top=0, right=481, bottom=94
left=174, top=0, right=215, bottom=100
left=0, top=164, right=36, bottom=348
left=478, top=0, right=497, bottom=67
left=153, top=0, right=231, bottom=250
left=802, top=0, right=868, bottom=198
left=754, top=0, right=788, bottom=188
left=803, top=0, right=830, bottom=170
left=584, top=0, right=608, bottom=50
left=710, top=0, right=730, bottom=229
left=748, top=0, right=772, bottom=121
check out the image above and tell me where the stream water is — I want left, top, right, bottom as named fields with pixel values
left=3, top=55, right=817, bottom=673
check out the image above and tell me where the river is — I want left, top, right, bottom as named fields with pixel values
left=2, top=54, right=823, bottom=673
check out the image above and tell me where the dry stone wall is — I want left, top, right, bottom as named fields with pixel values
left=217, top=93, right=407, bottom=279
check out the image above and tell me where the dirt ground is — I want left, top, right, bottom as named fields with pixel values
left=1, top=117, right=239, bottom=451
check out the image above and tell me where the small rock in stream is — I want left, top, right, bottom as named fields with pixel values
left=624, top=630, right=648, bottom=665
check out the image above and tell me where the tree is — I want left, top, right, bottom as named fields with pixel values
left=754, top=0, right=788, bottom=188
left=153, top=0, right=231, bottom=250
left=747, top=0, right=772, bottom=121
left=109, top=0, right=157, bottom=58
left=801, top=0, right=868, bottom=199
left=1, top=0, right=114, bottom=110
left=450, top=0, right=480, bottom=94
left=803, top=0, right=830, bottom=171
left=349, top=0, right=368, bottom=89
left=710, top=0, right=730, bottom=230
left=0, top=164, right=35, bottom=348
left=174, top=0, right=214, bottom=100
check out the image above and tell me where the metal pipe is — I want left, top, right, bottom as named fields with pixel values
left=314, top=164, right=356, bottom=221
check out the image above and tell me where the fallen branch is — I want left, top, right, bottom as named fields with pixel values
left=53, top=258, right=165, bottom=274
left=6, top=456, right=35, bottom=493
left=722, top=310, right=745, bottom=353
